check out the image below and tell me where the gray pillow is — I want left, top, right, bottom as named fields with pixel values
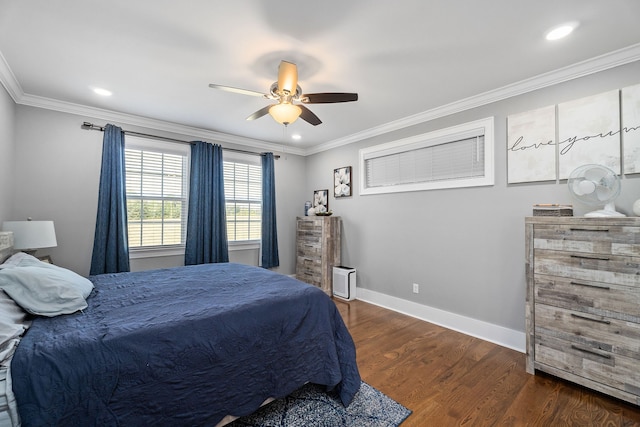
left=0, top=290, right=30, bottom=364
left=0, top=264, right=94, bottom=317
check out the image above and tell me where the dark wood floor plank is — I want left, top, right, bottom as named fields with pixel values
left=334, top=299, right=640, bottom=427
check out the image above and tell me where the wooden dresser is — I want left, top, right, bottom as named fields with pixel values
left=525, top=216, right=640, bottom=405
left=296, top=216, right=341, bottom=295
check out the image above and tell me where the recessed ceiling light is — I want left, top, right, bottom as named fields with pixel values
left=93, top=87, right=112, bottom=96
left=291, top=134, right=302, bottom=141
left=546, top=22, right=579, bottom=41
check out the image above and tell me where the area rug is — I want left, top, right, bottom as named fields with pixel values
left=228, top=382, right=412, bottom=427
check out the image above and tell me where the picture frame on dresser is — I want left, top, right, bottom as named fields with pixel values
left=313, top=189, right=329, bottom=213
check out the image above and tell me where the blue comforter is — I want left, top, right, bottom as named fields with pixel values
left=11, top=263, right=360, bottom=426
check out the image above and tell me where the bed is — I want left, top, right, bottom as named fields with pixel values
left=0, top=234, right=360, bottom=426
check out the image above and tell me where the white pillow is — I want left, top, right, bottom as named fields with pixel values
left=0, top=254, right=93, bottom=316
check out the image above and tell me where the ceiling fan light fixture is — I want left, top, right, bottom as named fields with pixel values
left=209, top=59, right=357, bottom=126
left=269, top=103, right=302, bottom=125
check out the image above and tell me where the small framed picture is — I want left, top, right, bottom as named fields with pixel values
left=334, top=166, right=352, bottom=198
left=313, top=189, right=329, bottom=213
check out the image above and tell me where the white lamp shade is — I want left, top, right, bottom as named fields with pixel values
left=1, top=221, right=57, bottom=250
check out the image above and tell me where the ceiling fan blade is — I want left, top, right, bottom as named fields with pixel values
left=299, top=105, right=322, bottom=126
left=209, top=84, right=268, bottom=98
left=277, top=61, right=298, bottom=95
left=246, top=105, right=272, bottom=121
left=301, top=92, right=358, bottom=104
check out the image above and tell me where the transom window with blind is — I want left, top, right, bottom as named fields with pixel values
left=125, top=137, right=190, bottom=252
left=224, top=154, right=262, bottom=243
left=359, top=117, right=494, bottom=195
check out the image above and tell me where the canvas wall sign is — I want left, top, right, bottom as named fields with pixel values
left=507, top=105, right=556, bottom=183
left=506, top=85, right=640, bottom=183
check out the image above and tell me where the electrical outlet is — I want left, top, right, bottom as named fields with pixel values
left=412, top=283, right=419, bottom=294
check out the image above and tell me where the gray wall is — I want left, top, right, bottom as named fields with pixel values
left=0, top=84, right=15, bottom=223
left=10, top=105, right=306, bottom=276
left=305, top=61, right=640, bottom=334
left=4, top=61, right=640, bottom=338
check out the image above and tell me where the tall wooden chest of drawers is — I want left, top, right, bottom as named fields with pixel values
left=296, top=216, right=341, bottom=295
left=525, top=217, right=640, bottom=405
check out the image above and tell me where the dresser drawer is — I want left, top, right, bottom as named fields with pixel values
left=297, top=241, right=321, bottom=257
left=535, top=333, right=640, bottom=397
left=296, top=256, right=321, bottom=286
left=297, top=219, right=323, bottom=232
left=534, top=276, right=640, bottom=323
left=296, top=256, right=321, bottom=280
left=296, top=220, right=322, bottom=243
left=534, top=249, right=640, bottom=288
left=296, top=273, right=321, bottom=287
left=535, top=304, right=640, bottom=358
left=533, top=224, right=640, bottom=257
left=297, top=229, right=322, bottom=242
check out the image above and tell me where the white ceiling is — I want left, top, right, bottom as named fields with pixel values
left=1, top=0, right=640, bottom=154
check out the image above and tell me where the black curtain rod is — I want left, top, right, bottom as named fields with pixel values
left=81, top=122, right=279, bottom=159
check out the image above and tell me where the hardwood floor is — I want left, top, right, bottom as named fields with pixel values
left=334, top=299, right=640, bottom=427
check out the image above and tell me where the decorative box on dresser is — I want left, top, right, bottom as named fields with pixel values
left=525, top=216, right=640, bottom=405
left=296, top=216, right=341, bottom=295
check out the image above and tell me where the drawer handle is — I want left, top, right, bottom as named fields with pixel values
left=570, top=254, right=610, bottom=261
left=571, top=345, right=612, bottom=359
left=570, top=281, right=611, bottom=291
left=570, top=313, right=611, bottom=325
left=569, top=228, right=609, bottom=232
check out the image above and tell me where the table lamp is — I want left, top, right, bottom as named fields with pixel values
left=1, top=219, right=57, bottom=256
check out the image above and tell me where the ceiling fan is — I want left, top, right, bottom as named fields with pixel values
left=209, top=60, right=358, bottom=126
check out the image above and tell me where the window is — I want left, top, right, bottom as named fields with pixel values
left=224, top=154, right=261, bottom=242
left=125, top=137, right=189, bottom=252
left=360, top=117, right=494, bottom=195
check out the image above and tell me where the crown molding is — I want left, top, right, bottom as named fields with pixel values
left=16, top=93, right=306, bottom=156
left=305, top=43, right=640, bottom=156
left=3, top=43, right=639, bottom=158
left=0, top=51, right=23, bottom=102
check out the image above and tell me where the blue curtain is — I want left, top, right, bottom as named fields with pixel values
left=185, top=141, right=229, bottom=265
left=90, top=124, right=130, bottom=275
left=261, top=153, right=279, bottom=269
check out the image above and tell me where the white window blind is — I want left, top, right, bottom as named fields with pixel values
left=224, top=156, right=262, bottom=242
left=125, top=137, right=189, bottom=250
left=360, top=117, right=494, bottom=195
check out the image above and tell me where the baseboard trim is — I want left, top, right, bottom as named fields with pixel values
left=355, top=288, right=525, bottom=353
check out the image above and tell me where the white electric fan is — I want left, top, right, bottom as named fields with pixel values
left=567, top=164, right=626, bottom=217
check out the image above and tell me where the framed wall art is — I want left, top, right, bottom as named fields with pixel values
left=334, top=166, right=352, bottom=197
left=507, top=105, right=556, bottom=183
left=313, top=189, right=329, bottom=213
left=557, top=90, right=621, bottom=179
left=622, top=83, right=640, bottom=174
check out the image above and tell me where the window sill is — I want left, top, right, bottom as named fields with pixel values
left=129, top=246, right=185, bottom=259
left=229, top=241, right=260, bottom=251
left=129, top=241, right=260, bottom=259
